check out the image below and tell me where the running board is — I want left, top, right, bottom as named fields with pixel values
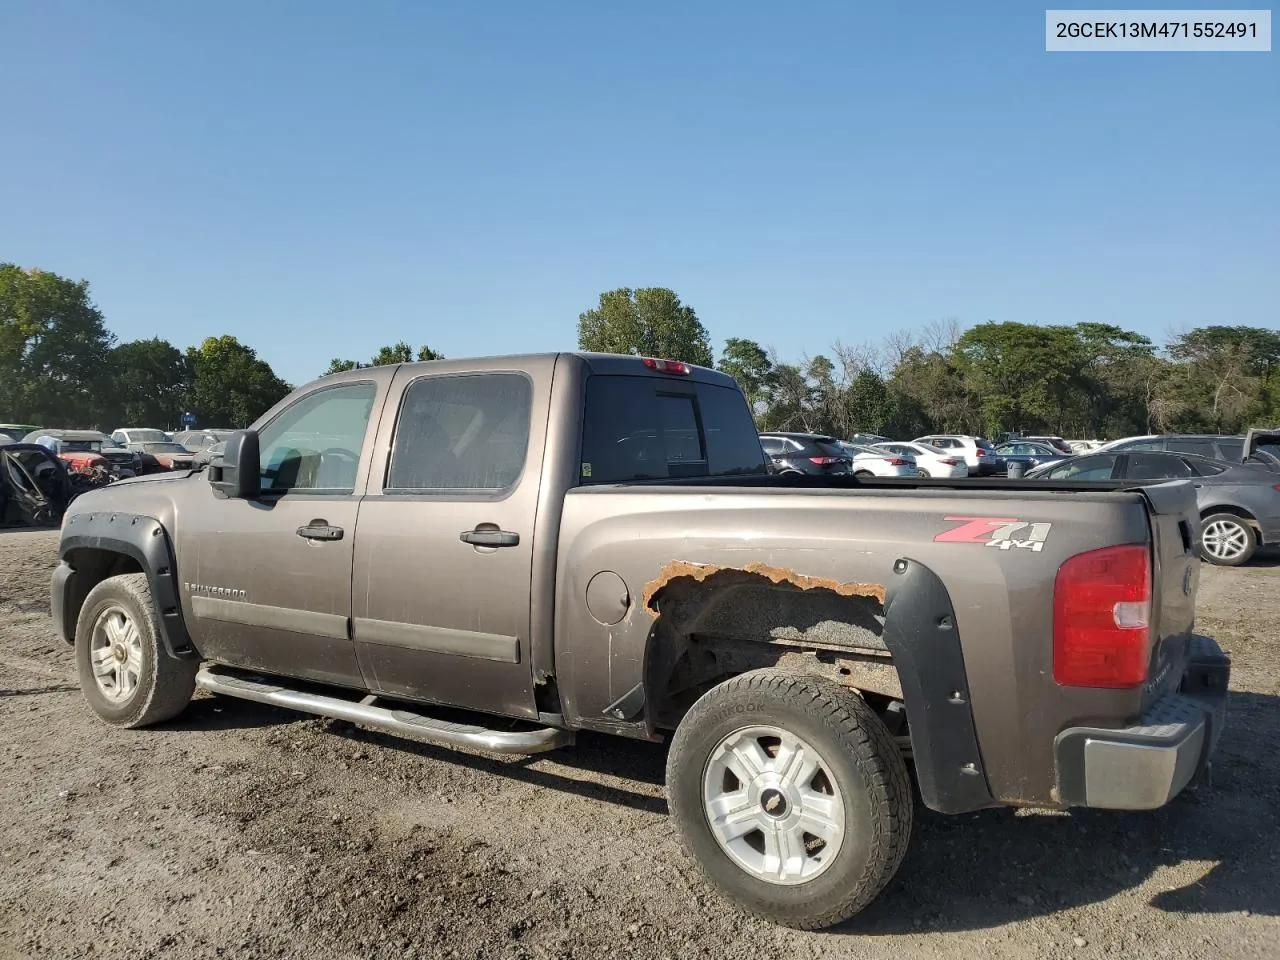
left=195, top=666, right=574, bottom=755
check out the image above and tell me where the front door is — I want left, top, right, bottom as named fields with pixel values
left=178, top=378, right=385, bottom=688
left=351, top=366, right=544, bottom=719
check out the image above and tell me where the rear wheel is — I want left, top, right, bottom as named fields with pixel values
left=853, top=470, right=875, bottom=479
left=75, top=573, right=198, bottom=727
left=1199, top=514, right=1256, bottom=566
left=665, top=671, right=912, bottom=929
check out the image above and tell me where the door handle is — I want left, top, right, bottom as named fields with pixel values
left=296, top=522, right=344, bottom=541
left=459, top=528, right=520, bottom=548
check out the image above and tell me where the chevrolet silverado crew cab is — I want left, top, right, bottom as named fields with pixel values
left=52, top=353, right=1230, bottom=929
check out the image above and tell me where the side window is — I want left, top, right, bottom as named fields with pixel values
left=759, top=437, right=785, bottom=456
left=1120, top=439, right=1163, bottom=452
left=387, top=373, right=532, bottom=492
left=1168, top=439, right=1212, bottom=457
left=1124, top=453, right=1193, bottom=481
left=1190, top=458, right=1227, bottom=477
left=1217, top=440, right=1243, bottom=461
left=1047, top=455, right=1118, bottom=481
left=580, top=376, right=767, bottom=484
left=257, top=382, right=377, bottom=494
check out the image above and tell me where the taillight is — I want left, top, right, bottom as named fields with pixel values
left=809, top=456, right=840, bottom=465
left=642, top=357, right=691, bottom=374
left=942, top=458, right=961, bottom=466
left=976, top=449, right=988, bottom=456
left=1053, top=544, right=1151, bottom=688
left=884, top=457, right=909, bottom=466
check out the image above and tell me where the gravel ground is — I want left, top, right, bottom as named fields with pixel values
left=1, top=527, right=1277, bottom=960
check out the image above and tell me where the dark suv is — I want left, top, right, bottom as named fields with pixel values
left=758, top=432, right=852, bottom=475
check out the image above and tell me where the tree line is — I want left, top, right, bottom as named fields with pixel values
left=5, top=266, right=1275, bottom=439
left=580, top=287, right=1280, bottom=440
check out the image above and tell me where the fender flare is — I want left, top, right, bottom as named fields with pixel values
left=55, top=511, right=198, bottom=660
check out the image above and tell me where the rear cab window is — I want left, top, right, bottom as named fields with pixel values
left=580, top=376, right=767, bottom=483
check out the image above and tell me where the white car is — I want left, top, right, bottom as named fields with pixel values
left=873, top=441, right=967, bottom=478
left=111, top=427, right=170, bottom=446
left=913, top=434, right=1003, bottom=476
left=836, top=442, right=921, bottom=478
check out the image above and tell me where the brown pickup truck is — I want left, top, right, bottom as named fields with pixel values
left=51, top=353, right=1230, bottom=929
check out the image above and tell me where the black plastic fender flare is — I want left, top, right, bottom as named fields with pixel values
left=57, top=511, right=198, bottom=660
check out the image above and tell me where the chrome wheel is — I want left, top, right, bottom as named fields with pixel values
left=1202, top=519, right=1249, bottom=562
left=89, top=604, right=144, bottom=703
left=702, top=725, right=845, bottom=885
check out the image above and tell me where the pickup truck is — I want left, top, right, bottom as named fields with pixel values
left=50, top=353, right=1230, bottom=930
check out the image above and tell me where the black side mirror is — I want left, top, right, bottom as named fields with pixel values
left=208, top=430, right=261, bottom=499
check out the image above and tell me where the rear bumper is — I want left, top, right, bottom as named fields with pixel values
left=1054, top=635, right=1229, bottom=810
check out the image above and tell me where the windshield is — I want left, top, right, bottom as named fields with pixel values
left=143, top=442, right=191, bottom=454
left=129, top=430, right=169, bottom=443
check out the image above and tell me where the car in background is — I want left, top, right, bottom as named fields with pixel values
left=913, top=434, right=1004, bottom=476
left=849, top=431, right=892, bottom=445
left=23, top=430, right=139, bottom=478
left=758, top=433, right=852, bottom=476
left=110, top=428, right=170, bottom=447
left=1244, top=428, right=1280, bottom=470
left=192, top=440, right=226, bottom=466
left=835, top=441, right=921, bottom=478
left=1067, top=439, right=1104, bottom=454
left=1027, top=449, right=1280, bottom=566
left=994, top=440, right=1069, bottom=471
left=129, top=441, right=196, bottom=471
left=872, top=440, right=966, bottom=478
left=1098, top=434, right=1246, bottom=462
left=0, top=423, right=41, bottom=443
left=174, top=429, right=235, bottom=452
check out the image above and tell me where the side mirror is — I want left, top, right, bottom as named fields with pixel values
left=208, top=430, right=261, bottom=499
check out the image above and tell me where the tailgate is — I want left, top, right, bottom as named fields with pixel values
left=1132, top=480, right=1200, bottom=705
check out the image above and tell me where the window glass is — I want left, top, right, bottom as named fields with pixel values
left=387, top=374, right=531, bottom=491
left=1217, top=440, right=1244, bottom=461
left=759, top=437, right=785, bottom=455
left=580, top=376, right=767, bottom=484
left=258, top=382, right=377, bottom=493
left=1118, top=439, right=1162, bottom=451
left=1124, top=453, right=1193, bottom=480
left=1046, top=455, right=1118, bottom=481
left=1190, top=459, right=1227, bottom=477
left=1167, top=439, right=1213, bottom=457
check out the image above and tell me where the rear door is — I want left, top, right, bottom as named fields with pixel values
left=350, top=362, right=549, bottom=719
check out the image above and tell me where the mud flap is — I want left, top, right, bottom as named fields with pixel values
left=882, top=557, right=995, bottom=814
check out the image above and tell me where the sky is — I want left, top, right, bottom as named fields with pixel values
left=2, top=1, right=1276, bottom=385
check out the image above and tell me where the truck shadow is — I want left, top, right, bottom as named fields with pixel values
left=845, top=688, right=1280, bottom=934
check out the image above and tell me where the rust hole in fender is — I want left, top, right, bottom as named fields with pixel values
left=642, top=560, right=886, bottom=618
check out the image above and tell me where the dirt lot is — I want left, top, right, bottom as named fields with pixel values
left=1, top=528, right=1277, bottom=960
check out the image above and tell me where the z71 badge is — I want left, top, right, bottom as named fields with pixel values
left=934, top=516, right=1053, bottom=552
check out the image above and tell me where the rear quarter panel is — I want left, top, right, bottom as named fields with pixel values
left=556, top=483, right=1185, bottom=806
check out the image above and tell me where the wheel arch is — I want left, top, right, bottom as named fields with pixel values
left=1199, top=505, right=1262, bottom=541
left=54, top=512, right=198, bottom=659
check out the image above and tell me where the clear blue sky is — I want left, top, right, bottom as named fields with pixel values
left=2, top=1, right=1275, bottom=385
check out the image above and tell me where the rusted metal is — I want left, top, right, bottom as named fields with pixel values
left=642, top=560, right=886, bottom=617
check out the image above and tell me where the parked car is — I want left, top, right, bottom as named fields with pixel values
left=0, top=442, right=73, bottom=526
left=23, top=430, right=139, bottom=478
left=1244, top=428, right=1280, bottom=470
left=110, top=428, right=170, bottom=447
left=913, top=434, right=1004, bottom=476
left=174, top=429, right=235, bottom=452
left=871, top=440, right=966, bottom=478
left=758, top=432, right=852, bottom=476
left=51, top=351, right=1228, bottom=930
left=835, top=441, right=921, bottom=478
left=1028, top=449, right=1280, bottom=565
left=1098, top=434, right=1246, bottom=462
left=192, top=440, right=226, bottom=466
left=131, top=441, right=196, bottom=471
left=994, top=440, right=1069, bottom=471
left=0, top=423, right=41, bottom=443
left=849, top=432, right=891, bottom=445
left=996, top=433, right=1073, bottom=455
left=1067, top=439, right=1104, bottom=454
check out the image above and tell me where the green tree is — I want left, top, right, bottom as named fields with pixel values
left=0, top=264, right=115, bottom=424
left=577, top=287, right=713, bottom=367
left=186, top=335, right=291, bottom=428
left=718, top=338, right=773, bottom=416
left=108, top=338, right=189, bottom=428
left=1158, top=326, right=1280, bottom=432
left=324, top=342, right=444, bottom=376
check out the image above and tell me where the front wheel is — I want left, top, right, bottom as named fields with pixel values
left=75, top=573, right=198, bottom=727
left=665, top=671, right=912, bottom=929
left=1199, top=513, right=1257, bottom=566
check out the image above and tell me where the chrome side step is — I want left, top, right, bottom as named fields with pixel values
left=195, top=666, right=574, bottom=755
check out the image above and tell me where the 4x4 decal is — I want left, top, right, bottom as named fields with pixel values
left=934, top=516, right=1053, bottom=552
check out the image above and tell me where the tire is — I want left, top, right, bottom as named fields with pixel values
left=1199, top=513, right=1257, bottom=566
left=853, top=470, right=875, bottom=479
left=74, top=573, right=198, bottom=727
left=665, top=670, right=913, bottom=930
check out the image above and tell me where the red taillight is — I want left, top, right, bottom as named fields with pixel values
left=642, top=357, right=691, bottom=374
left=1053, top=544, right=1151, bottom=688
left=942, top=458, right=961, bottom=466
left=884, top=457, right=909, bottom=466
left=809, top=456, right=840, bottom=465
left=976, top=448, right=987, bottom=456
